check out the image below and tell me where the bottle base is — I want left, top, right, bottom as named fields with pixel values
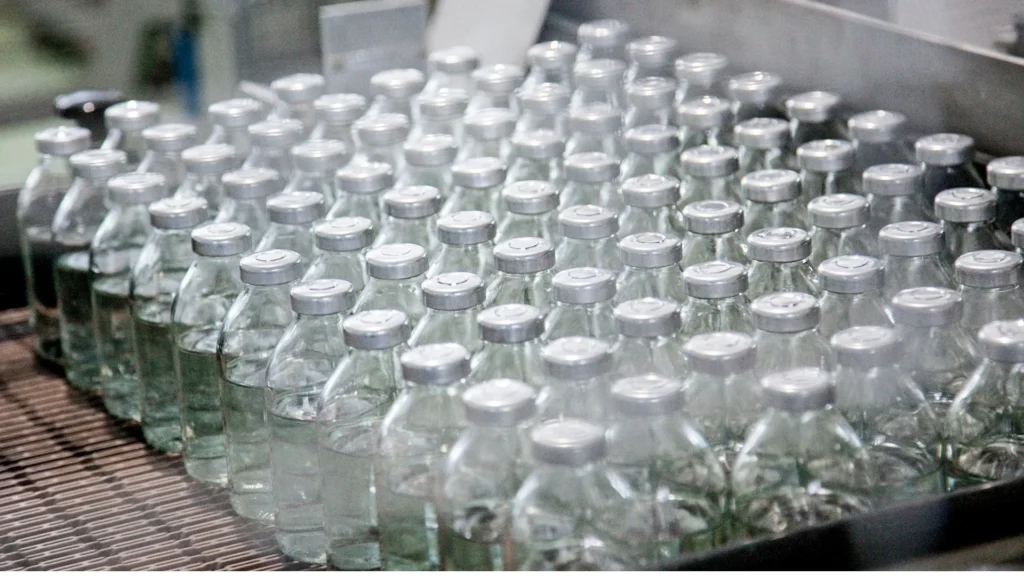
left=184, top=457, right=228, bottom=487
left=329, top=542, right=381, bottom=570
left=230, top=492, right=275, bottom=525
left=143, top=423, right=183, bottom=454
left=276, top=530, right=327, bottom=564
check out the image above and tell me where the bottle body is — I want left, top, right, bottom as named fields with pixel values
left=818, top=291, right=894, bottom=340
left=615, top=265, right=689, bottom=304
left=485, top=271, right=554, bottom=314
left=746, top=260, right=820, bottom=300
left=554, top=236, right=623, bottom=273
left=898, top=324, right=977, bottom=418
left=753, top=329, right=834, bottom=377
left=428, top=242, right=495, bottom=281
left=304, top=250, right=366, bottom=292
left=408, top=307, right=483, bottom=352
left=544, top=301, right=618, bottom=343
left=355, top=276, right=426, bottom=323
left=680, top=296, right=755, bottom=336
left=470, top=340, right=545, bottom=385
left=679, top=231, right=748, bottom=269
left=960, top=286, right=1024, bottom=336
left=881, top=255, right=955, bottom=301
left=612, top=334, right=689, bottom=380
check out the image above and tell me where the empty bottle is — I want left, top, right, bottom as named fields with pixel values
left=138, top=123, right=198, bottom=191
left=817, top=255, right=893, bottom=339
left=785, top=91, right=845, bottom=155
left=734, top=118, right=790, bottom=176
left=565, top=103, right=625, bottom=159
left=367, top=68, right=426, bottom=118
left=485, top=237, right=556, bottom=313
left=103, top=100, right=160, bottom=168
left=311, top=93, right=367, bottom=147
left=398, top=134, right=457, bottom=199
left=305, top=217, right=373, bottom=289
left=739, top=169, right=807, bottom=238
left=726, top=71, right=784, bottom=123
left=220, top=249, right=303, bottom=522
left=746, top=227, right=819, bottom=299
left=507, top=130, right=565, bottom=187
left=352, top=113, right=410, bottom=172
left=679, top=199, right=747, bottom=268
left=955, top=250, right=1024, bottom=336
left=624, top=35, right=677, bottom=82
left=133, top=196, right=208, bottom=452
left=173, top=222, right=252, bottom=485
left=523, top=41, right=577, bottom=93
left=848, top=110, right=912, bottom=174
left=318, top=309, right=411, bottom=569
left=916, top=133, right=985, bottom=219
left=472, top=303, right=546, bottom=384
left=283, top=140, right=349, bottom=205
left=863, top=163, right=927, bottom=238
left=879, top=221, right=955, bottom=300
left=673, top=52, right=729, bottom=106
left=539, top=336, right=614, bottom=421
left=571, top=59, right=626, bottom=112
left=679, top=145, right=741, bottom=205
left=545, top=267, right=618, bottom=343
left=831, top=326, right=943, bottom=502
left=216, top=167, right=279, bottom=244
left=618, top=174, right=681, bottom=238
left=556, top=204, right=623, bottom=272
left=808, top=193, right=877, bottom=266
left=624, top=77, right=676, bottom=128
left=731, top=368, right=875, bottom=538
left=681, top=260, right=754, bottom=335
left=516, top=83, right=571, bottom=138
left=329, top=161, right=394, bottom=226
left=561, top=152, right=622, bottom=212
left=934, top=187, right=1007, bottom=259
left=468, top=64, right=524, bottom=115
left=176, top=143, right=236, bottom=216
left=616, top=232, right=687, bottom=304
left=797, top=139, right=858, bottom=202
left=445, top=157, right=507, bottom=217
left=410, top=88, right=470, bottom=143
left=430, top=210, right=496, bottom=280
left=244, top=118, right=304, bottom=179
left=355, top=243, right=428, bottom=322
left=379, top=186, right=443, bottom=253
left=612, top=297, right=687, bottom=379
left=752, top=292, right=832, bottom=377
left=460, top=108, right=517, bottom=163
left=256, top=191, right=324, bottom=265
left=987, top=156, right=1024, bottom=231
left=425, top=45, right=480, bottom=95
left=270, top=73, right=326, bottom=135
left=207, top=98, right=264, bottom=161
left=268, top=278, right=354, bottom=563
left=621, top=125, right=681, bottom=180
left=576, top=18, right=629, bottom=61
left=410, top=271, right=485, bottom=351
left=677, top=96, right=734, bottom=151
left=496, top=180, right=561, bottom=245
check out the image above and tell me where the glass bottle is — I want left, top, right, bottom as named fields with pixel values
left=673, top=52, right=729, bottom=106
left=355, top=243, right=428, bottom=322
left=430, top=210, right=497, bottom=280
left=848, top=110, right=913, bottom=174
left=797, top=139, right=858, bottom=203
left=367, top=68, right=426, bottom=119
left=410, top=88, right=470, bottom=144
left=618, top=174, right=681, bottom=238
left=561, top=151, right=621, bottom=212
left=955, top=250, right=1024, bottom=336
left=376, top=185, right=441, bottom=250
left=679, top=145, right=741, bottom=205
left=616, top=232, right=687, bottom=304
left=257, top=191, right=325, bottom=264
left=352, top=113, right=410, bottom=173
left=863, top=163, right=927, bottom=239
left=739, top=169, right=807, bottom=238
left=133, top=196, right=208, bottom=452
left=496, top=180, right=561, bottom=245
left=102, top=100, right=160, bottom=169
left=445, top=156, right=507, bottom=217
left=624, top=76, right=676, bottom=129
left=424, top=45, right=479, bottom=96
left=485, top=237, right=556, bottom=313
left=283, top=140, right=350, bottom=206
left=679, top=199, right=748, bottom=268
left=516, top=83, right=571, bottom=138
left=305, top=216, right=374, bottom=289
left=746, top=226, right=819, bottom=299
left=785, top=91, right=845, bottom=159
left=751, top=291, right=833, bottom=377
left=268, top=278, right=354, bottom=563
left=539, top=336, right=614, bottom=421
left=506, top=130, right=565, bottom=187
left=680, top=260, right=754, bottom=335
left=328, top=161, right=394, bottom=226
left=565, top=103, right=625, bottom=159
left=611, top=297, right=688, bottom=379
left=915, top=133, right=985, bottom=220
left=459, top=108, right=516, bottom=163
left=311, top=93, right=367, bottom=148
left=409, top=271, right=485, bottom=352
left=624, top=35, right=677, bottom=82
left=831, top=325, right=944, bottom=502
left=207, top=97, right=264, bottom=161
left=472, top=303, right=546, bottom=385
left=244, top=118, right=304, bottom=179
left=398, top=134, right=457, bottom=200
left=879, top=221, right=956, bottom=300
left=138, top=123, right=198, bottom=191
left=934, top=187, right=1008, bottom=259
left=177, top=143, right=237, bottom=216
left=318, top=309, right=411, bottom=569
left=1014, top=218, right=1024, bottom=256
left=173, top=222, right=252, bottom=485
left=808, top=193, right=878, bottom=267
left=570, top=59, right=626, bottom=112
left=556, top=204, right=623, bottom=272
left=468, top=64, right=524, bottom=115
left=987, top=156, right=1024, bottom=232
left=216, top=167, right=280, bottom=244
left=545, top=267, right=618, bottom=343
left=817, top=255, right=893, bottom=340
left=726, top=71, right=784, bottom=123
left=677, top=96, right=734, bottom=151
left=219, top=248, right=303, bottom=522
left=576, top=18, right=629, bottom=61
left=523, top=41, right=577, bottom=93
left=270, top=72, right=326, bottom=135
left=620, top=124, right=680, bottom=181
left=734, top=117, right=789, bottom=176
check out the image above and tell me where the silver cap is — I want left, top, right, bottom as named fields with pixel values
left=568, top=103, right=622, bottom=135
left=619, top=232, right=682, bottom=268
left=727, top=71, right=783, bottom=105
left=785, top=91, right=841, bottom=123
left=437, top=211, right=496, bottom=245
left=559, top=205, right=619, bottom=239
left=621, top=174, right=679, bottom=208
left=527, top=41, right=578, bottom=70
left=239, top=249, right=302, bottom=286
left=987, top=156, right=1024, bottom=191
left=429, top=45, right=480, bottom=74
left=354, top=113, right=410, bottom=147
left=478, top=303, right=544, bottom=343
left=916, top=133, right=975, bottom=166
left=819, top=255, right=883, bottom=294
left=734, top=118, right=789, bottom=150
left=572, top=58, right=626, bottom=90
left=955, top=250, right=1022, bottom=288
left=70, top=149, right=127, bottom=180
left=541, top=336, right=613, bottom=380
left=682, top=200, right=744, bottom=234
left=677, top=96, right=733, bottom=130
left=105, top=100, right=160, bottom=132
left=142, top=123, right=198, bottom=152
left=1013, top=218, right=1024, bottom=250
left=464, top=108, right=517, bottom=140
left=553, top=267, right=617, bottom=304
left=182, top=144, right=236, bottom=175
left=891, top=287, right=962, bottom=327
left=222, top=168, right=280, bottom=200
left=370, top=68, right=426, bottom=99
left=520, top=83, right=571, bottom=115
left=683, top=260, right=748, bottom=299
left=416, top=88, right=470, bottom=118
left=191, top=222, right=252, bottom=257
left=452, top=157, right=506, bottom=188
left=977, top=320, right=1024, bottom=363
left=808, top=193, right=869, bottom=229
left=292, top=140, right=350, bottom=173
left=747, top=227, right=812, bottom=262
left=683, top=331, right=756, bottom=375
left=577, top=18, right=629, bottom=49
left=564, top=152, right=619, bottom=183
left=862, top=164, right=923, bottom=197
left=610, top=374, right=683, bottom=417
left=107, top=172, right=167, bottom=205
left=502, top=181, right=559, bottom=215
left=384, top=186, right=441, bottom=219
left=797, top=139, right=855, bottom=172
left=290, top=278, right=355, bottom=315
left=511, top=130, right=565, bottom=159
left=365, top=243, right=428, bottom=279
left=337, top=162, right=394, bottom=194
left=831, top=325, right=902, bottom=367
left=741, top=169, right=801, bottom=203
left=494, top=237, right=556, bottom=274
left=879, top=221, right=945, bottom=257
left=208, top=98, right=263, bottom=128
left=272, top=73, right=325, bottom=104
left=624, top=124, right=680, bottom=155
left=934, top=188, right=996, bottom=223
left=314, top=217, right=375, bottom=252
left=267, top=191, right=325, bottom=225
left=626, top=77, right=676, bottom=110
left=848, top=110, right=907, bottom=144
left=314, top=93, right=368, bottom=126
left=401, top=343, right=472, bottom=386
left=472, top=64, right=524, bottom=95
left=248, top=118, right=304, bottom=149
left=35, top=126, right=91, bottom=156
left=404, top=134, right=457, bottom=166
left=422, top=272, right=485, bottom=311
left=613, top=298, right=681, bottom=338
left=462, top=379, right=537, bottom=427
left=529, top=419, right=606, bottom=467
left=681, top=145, right=739, bottom=178
left=343, top=309, right=411, bottom=350
left=751, top=291, right=820, bottom=333
left=762, top=368, right=834, bottom=411
left=149, top=197, right=208, bottom=229
left=674, top=52, right=729, bottom=86
left=626, top=35, right=678, bottom=69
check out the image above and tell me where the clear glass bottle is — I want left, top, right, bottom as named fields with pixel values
left=92, top=173, right=166, bottom=420
left=891, top=286, right=978, bottom=417
left=808, top=193, right=878, bottom=267
left=863, top=163, right=927, bottom=239
left=556, top=204, right=623, bottom=272
left=624, top=35, right=677, bottom=82
left=848, top=110, right=913, bottom=175
left=424, top=45, right=479, bottom=96
left=173, top=222, right=252, bottom=486
left=506, top=130, right=565, bottom=187
left=318, top=309, right=410, bottom=569
left=102, top=100, right=160, bottom=169
left=216, top=167, right=280, bottom=244
left=352, top=113, right=410, bottom=173
left=257, top=191, right=325, bottom=265
left=18, top=126, right=91, bottom=365
left=570, top=59, right=626, bottom=112
left=734, top=117, right=789, bottom=176
left=398, top=134, right=457, bottom=200
left=133, top=196, right=208, bottom=452
left=565, top=103, right=625, bottom=159
left=207, top=98, right=265, bottom=161
left=955, top=250, right=1024, bottom=336
left=539, top=336, right=614, bottom=421
left=305, top=216, right=374, bottom=290
left=516, top=83, right=571, bottom=138
left=576, top=18, right=629, bottom=61
left=817, top=255, right=893, bottom=340
left=673, top=52, right=729, bottom=106
left=523, top=41, right=577, bottom=93
left=751, top=291, right=833, bottom=378
left=375, top=185, right=441, bottom=250
left=746, top=227, right=819, bottom=299
left=376, top=343, right=470, bottom=570
left=726, top=71, right=784, bottom=123
left=444, top=156, right=507, bottom=217
left=468, top=64, right=524, bottom=115
left=739, top=169, right=807, bottom=238
left=485, top=237, right=556, bottom=313
left=410, top=87, right=470, bottom=144
left=915, top=133, right=985, bottom=220
left=355, top=243, right=428, bottom=323
left=680, top=260, right=754, bottom=335
left=677, top=96, right=734, bottom=151
left=409, top=271, right=485, bottom=352
left=605, top=374, right=727, bottom=564
left=177, top=143, right=237, bottom=217
left=440, top=378, right=537, bottom=571
left=624, top=76, right=676, bottom=129
left=987, top=156, right=1024, bottom=231
left=620, top=124, right=680, bottom=181
left=618, top=174, right=681, bottom=239
left=731, top=368, right=875, bottom=538
left=268, top=278, right=354, bottom=564
left=785, top=91, right=845, bottom=160
left=879, top=221, right=956, bottom=301
left=1014, top=218, right=1024, bottom=257
left=430, top=210, right=497, bottom=280
left=611, top=297, right=688, bottom=379
left=797, top=139, right=858, bottom=202
left=496, top=180, right=561, bottom=245
left=311, top=93, right=367, bottom=148
left=328, top=161, right=394, bottom=226
left=283, top=140, right=350, bottom=206
left=138, top=123, right=198, bottom=192
left=831, top=325, right=944, bottom=502
left=616, top=232, right=687, bottom=304
left=219, top=248, right=303, bottom=522
left=244, top=118, right=304, bottom=179
left=679, top=145, right=741, bottom=205
left=561, top=151, right=621, bottom=212
left=934, top=187, right=1008, bottom=259
left=459, top=108, right=516, bottom=163
left=367, top=68, right=426, bottom=119
left=679, top=199, right=748, bottom=268
left=545, top=267, right=618, bottom=343
left=270, top=72, right=326, bottom=135
left=472, top=303, right=546, bottom=385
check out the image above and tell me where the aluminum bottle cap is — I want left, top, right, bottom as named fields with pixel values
left=70, top=149, right=127, bottom=180
left=934, top=188, right=996, bottom=223
left=191, top=222, right=252, bottom=256
left=527, top=40, right=578, bottom=70
left=752, top=291, right=820, bottom=333
left=785, top=91, right=841, bottom=123
left=559, top=205, right=619, bottom=239
left=541, top=336, right=613, bottom=380
left=741, top=169, right=801, bottom=203
left=314, top=217, right=375, bottom=252
left=370, top=68, right=426, bottom=99
left=337, top=162, right=394, bottom=194
left=613, top=298, right=680, bottom=338
left=384, top=186, right=441, bottom=219
left=1013, top=218, right=1024, bottom=250
left=479, top=303, right=544, bottom=343
left=683, top=260, right=748, bottom=299
left=677, top=95, right=733, bottom=130
left=354, top=113, right=410, bottom=147
left=626, top=35, right=678, bottom=68
left=553, top=267, right=617, bottom=304
left=727, top=71, right=782, bottom=105
left=610, top=374, right=683, bottom=417
left=290, top=278, right=355, bottom=315
left=747, top=227, right=812, bottom=262
left=572, top=58, right=626, bottom=90
left=239, top=249, right=302, bottom=285
left=222, top=168, right=280, bottom=199
left=848, top=110, right=906, bottom=144
left=797, top=139, right=855, bottom=172
left=955, top=250, right=1022, bottom=288
left=503, top=181, right=559, bottom=215
left=682, top=200, right=744, bottom=234
left=365, top=243, right=428, bottom=279
left=105, top=100, right=160, bottom=131
left=878, top=221, right=945, bottom=257
left=473, top=64, right=524, bottom=95
left=621, top=174, right=680, bottom=208
left=149, top=197, right=208, bottom=229
left=182, top=144, right=236, bottom=175
left=404, top=134, right=457, bottom=166
left=564, top=152, right=619, bottom=183
left=762, top=368, right=834, bottom=411
left=530, top=419, right=607, bottom=466
left=977, top=320, right=1024, bottom=363
left=624, top=124, right=680, bottom=155
left=314, top=93, right=368, bottom=126
left=520, top=83, right=571, bottom=115
left=292, top=140, right=350, bottom=173
left=733, top=117, right=789, bottom=150
left=511, top=129, right=565, bottom=159
left=417, top=88, right=470, bottom=118
left=674, top=52, right=729, bottom=85
left=343, top=309, right=411, bottom=350
left=35, top=126, right=91, bottom=156
left=683, top=331, right=756, bottom=375
left=494, top=237, right=555, bottom=274
left=248, top=118, right=304, bottom=149
left=208, top=98, right=263, bottom=128
left=863, top=163, right=923, bottom=197
left=462, top=379, right=537, bottom=427
left=987, top=156, right=1024, bottom=191
left=626, top=77, right=676, bottom=110
left=452, top=157, right=506, bottom=188
left=619, top=232, right=682, bottom=268
left=808, top=193, right=869, bottom=229
left=568, top=103, right=622, bottom=134
left=819, top=255, right=884, bottom=294
left=267, top=191, right=325, bottom=225
left=401, top=343, right=471, bottom=385
left=437, top=211, right=496, bottom=245
left=142, top=123, right=198, bottom=153
left=831, top=325, right=902, bottom=367
left=107, top=172, right=167, bottom=205
left=681, top=145, right=739, bottom=178
left=916, top=133, right=975, bottom=166
left=578, top=18, right=629, bottom=48
left=891, top=287, right=962, bottom=327
left=464, top=108, right=517, bottom=140
left=422, top=272, right=485, bottom=311
left=430, top=45, right=480, bottom=74
left=271, top=73, right=325, bottom=104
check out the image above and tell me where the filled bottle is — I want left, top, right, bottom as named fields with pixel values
left=618, top=174, right=681, bottom=238
left=679, top=145, right=741, bottom=205
left=283, top=140, right=349, bottom=205
left=934, top=187, right=1008, bottom=259
left=726, top=71, right=784, bottom=123
left=915, top=133, right=985, bottom=220
left=751, top=291, right=833, bottom=377
left=556, top=204, right=623, bottom=272
left=366, top=68, right=426, bottom=118
left=472, top=303, right=546, bottom=384
left=611, top=297, right=687, bottom=379
left=879, top=221, right=956, bottom=300
left=496, top=180, right=561, bottom=245
left=797, top=139, right=858, bottom=202
left=539, top=336, right=614, bottom=421
left=311, top=93, right=367, bottom=147
left=176, top=143, right=236, bottom=217
left=244, top=118, right=304, bottom=179
left=807, top=193, right=877, bottom=267
left=987, top=156, right=1024, bottom=231
left=409, top=271, right=485, bottom=351
left=848, top=110, right=912, bottom=174
left=739, top=169, right=807, bottom=238
left=570, top=59, right=626, bottom=112
left=616, top=232, right=687, bottom=304
left=138, top=123, right=198, bottom=191
left=545, top=267, right=618, bottom=343
left=257, top=191, right=325, bottom=264
left=561, top=152, right=622, bottom=212
left=102, top=100, right=160, bottom=168
left=207, top=98, right=264, bottom=161
left=318, top=309, right=411, bottom=569
left=565, top=103, right=625, bottom=159
left=410, top=88, right=470, bottom=144
left=673, top=52, right=729, bottom=106
left=624, top=77, right=676, bottom=129
left=270, top=73, right=326, bottom=135
left=677, top=96, right=734, bottom=150
left=863, top=163, right=927, bottom=238
left=523, top=41, right=577, bottom=93
left=516, top=83, right=571, bottom=138
left=818, top=255, right=892, bottom=340
left=354, top=243, right=428, bottom=322
left=268, top=278, right=354, bottom=563
left=624, top=35, right=677, bottom=83
left=459, top=108, right=517, bottom=163
left=425, top=45, right=479, bottom=96
left=745, top=227, right=819, bottom=299
left=468, top=64, right=524, bottom=115
left=680, top=260, right=754, bottom=335
left=352, top=113, right=410, bottom=173
left=954, top=250, right=1024, bottom=336
left=445, top=156, right=507, bottom=217
left=430, top=210, right=496, bottom=280
left=679, top=199, right=747, bottom=268
left=305, top=217, right=373, bottom=289
left=377, top=186, right=442, bottom=251
left=329, top=161, right=394, bottom=225
left=576, top=18, right=629, bottom=62
left=734, top=117, right=789, bottom=176
left=216, top=167, right=279, bottom=244
left=784, top=91, right=845, bottom=156
left=620, top=124, right=681, bottom=181
left=398, top=134, right=457, bottom=199
left=506, top=130, right=565, bottom=187
left=485, top=237, right=556, bottom=313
